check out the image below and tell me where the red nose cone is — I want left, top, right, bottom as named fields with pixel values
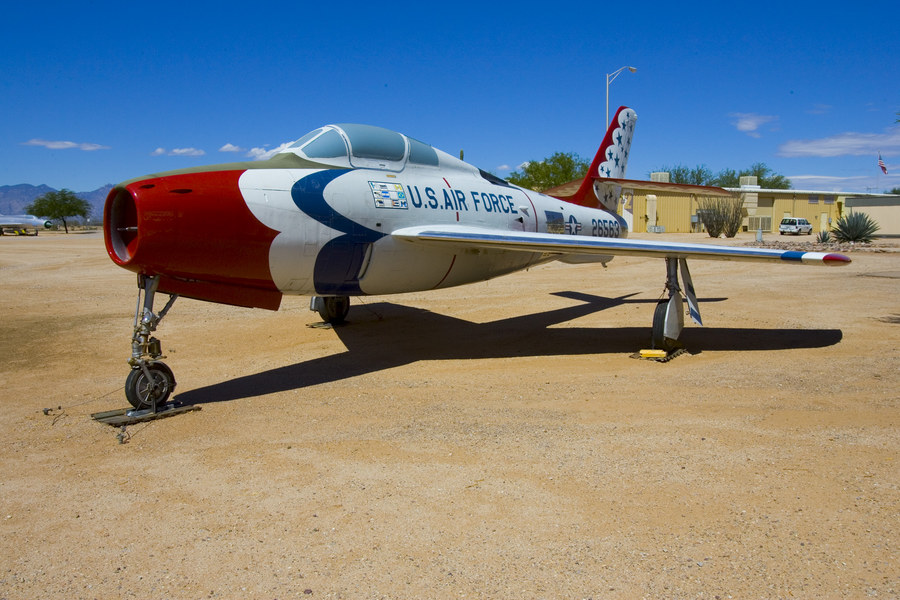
left=104, top=170, right=282, bottom=309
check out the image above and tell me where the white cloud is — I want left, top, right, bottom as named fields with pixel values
left=248, top=141, right=292, bottom=160
left=246, top=147, right=270, bottom=159
left=219, top=143, right=243, bottom=152
left=788, top=174, right=868, bottom=185
left=151, top=147, right=206, bottom=157
left=496, top=164, right=511, bottom=171
left=778, top=127, right=900, bottom=157
left=25, top=139, right=77, bottom=150
left=170, top=147, right=205, bottom=157
left=785, top=173, right=898, bottom=192
left=23, top=138, right=109, bottom=151
left=729, top=113, right=778, bottom=138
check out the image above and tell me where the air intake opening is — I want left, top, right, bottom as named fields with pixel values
left=107, top=187, right=138, bottom=263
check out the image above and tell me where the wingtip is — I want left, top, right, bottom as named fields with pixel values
left=823, top=253, right=851, bottom=265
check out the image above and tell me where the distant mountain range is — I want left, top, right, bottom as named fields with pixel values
left=0, top=184, right=114, bottom=223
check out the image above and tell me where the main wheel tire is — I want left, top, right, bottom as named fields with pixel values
left=651, top=299, right=671, bottom=351
left=650, top=300, right=669, bottom=351
left=317, top=296, right=350, bottom=324
left=125, top=362, right=176, bottom=410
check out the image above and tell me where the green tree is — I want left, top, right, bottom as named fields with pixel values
left=507, top=152, right=589, bottom=192
left=653, top=164, right=715, bottom=185
left=651, top=163, right=791, bottom=189
left=25, top=189, right=91, bottom=233
left=887, top=187, right=900, bottom=194
left=712, top=168, right=739, bottom=187
left=741, top=162, right=791, bottom=189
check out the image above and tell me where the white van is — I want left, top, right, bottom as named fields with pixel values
left=779, top=217, right=813, bottom=235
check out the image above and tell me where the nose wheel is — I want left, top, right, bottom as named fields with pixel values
left=124, top=275, right=179, bottom=411
left=125, top=362, right=176, bottom=410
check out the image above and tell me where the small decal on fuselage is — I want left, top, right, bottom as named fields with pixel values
left=369, top=181, right=408, bottom=209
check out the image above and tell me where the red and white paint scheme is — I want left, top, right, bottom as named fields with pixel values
left=104, top=107, right=850, bottom=410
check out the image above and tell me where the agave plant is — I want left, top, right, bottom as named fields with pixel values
left=816, top=230, right=831, bottom=243
left=832, top=212, right=879, bottom=243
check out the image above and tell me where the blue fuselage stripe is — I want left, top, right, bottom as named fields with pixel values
left=291, top=169, right=385, bottom=295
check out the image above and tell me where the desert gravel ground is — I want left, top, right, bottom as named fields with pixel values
left=0, top=231, right=897, bottom=599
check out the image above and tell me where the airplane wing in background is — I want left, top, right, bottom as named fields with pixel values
left=392, top=224, right=851, bottom=266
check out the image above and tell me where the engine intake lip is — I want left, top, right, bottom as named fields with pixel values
left=105, top=186, right=139, bottom=264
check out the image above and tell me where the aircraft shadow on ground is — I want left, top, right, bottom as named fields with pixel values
left=175, top=291, right=842, bottom=406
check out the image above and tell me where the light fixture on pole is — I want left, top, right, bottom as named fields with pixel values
left=606, top=66, right=637, bottom=127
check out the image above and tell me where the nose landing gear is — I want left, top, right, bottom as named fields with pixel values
left=125, top=275, right=178, bottom=411
left=125, top=361, right=175, bottom=412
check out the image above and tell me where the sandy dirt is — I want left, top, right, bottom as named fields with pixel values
left=0, top=230, right=897, bottom=599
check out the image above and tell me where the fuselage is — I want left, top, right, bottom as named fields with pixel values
left=0, top=215, right=52, bottom=229
left=104, top=124, right=627, bottom=310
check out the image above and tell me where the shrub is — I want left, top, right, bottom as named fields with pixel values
left=697, top=197, right=744, bottom=238
left=832, top=212, right=879, bottom=243
left=816, top=230, right=831, bottom=243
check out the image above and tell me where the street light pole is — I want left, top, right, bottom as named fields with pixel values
left=606, top=66, right=637, bottom=127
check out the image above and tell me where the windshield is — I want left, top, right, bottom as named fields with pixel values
left=283, top=124, right=447, bottom=171
left=302, top=129, right=348, bottom=159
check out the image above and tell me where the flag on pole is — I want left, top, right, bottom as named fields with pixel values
left=878, top=153, right=888, bottom=174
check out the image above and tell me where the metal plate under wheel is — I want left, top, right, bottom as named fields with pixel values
left=91, top=404, right=201, bottom=426
left=629, top=347, right=688, bottom=363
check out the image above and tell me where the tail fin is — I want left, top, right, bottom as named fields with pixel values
left=567, top=106, right=637, bottom=210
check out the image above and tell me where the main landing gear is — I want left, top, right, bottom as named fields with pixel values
left=310, top=295, right=350, bottom=324
left=124, top=275, right=178, bottom=411
left=651, top=257, right=702, bottom=352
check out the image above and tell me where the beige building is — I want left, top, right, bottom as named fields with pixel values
left=844, top=196, right=900, bottom=236
left=727, top=177, right=883, bottom=235
left=546, top=175, right=896, bottom=235
left=545, top=175, right=733, bottom=234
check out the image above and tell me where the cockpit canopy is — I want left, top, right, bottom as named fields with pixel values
left=280, top=123, right=442, bottom=171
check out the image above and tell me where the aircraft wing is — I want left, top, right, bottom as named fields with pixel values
left=391, top=224, right=851, bottom=266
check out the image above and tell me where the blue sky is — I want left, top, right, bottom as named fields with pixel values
left=2, top=1, right=898, bottom=193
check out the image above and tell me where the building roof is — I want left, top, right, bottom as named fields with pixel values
left=726, top=186, right=895, bottom=197
left=544, top=177, right=733, bottom=199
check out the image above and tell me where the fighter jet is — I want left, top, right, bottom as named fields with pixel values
left=103, top=107, right=849, bottom=410
left=0, top=214, right=52, bottom=235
